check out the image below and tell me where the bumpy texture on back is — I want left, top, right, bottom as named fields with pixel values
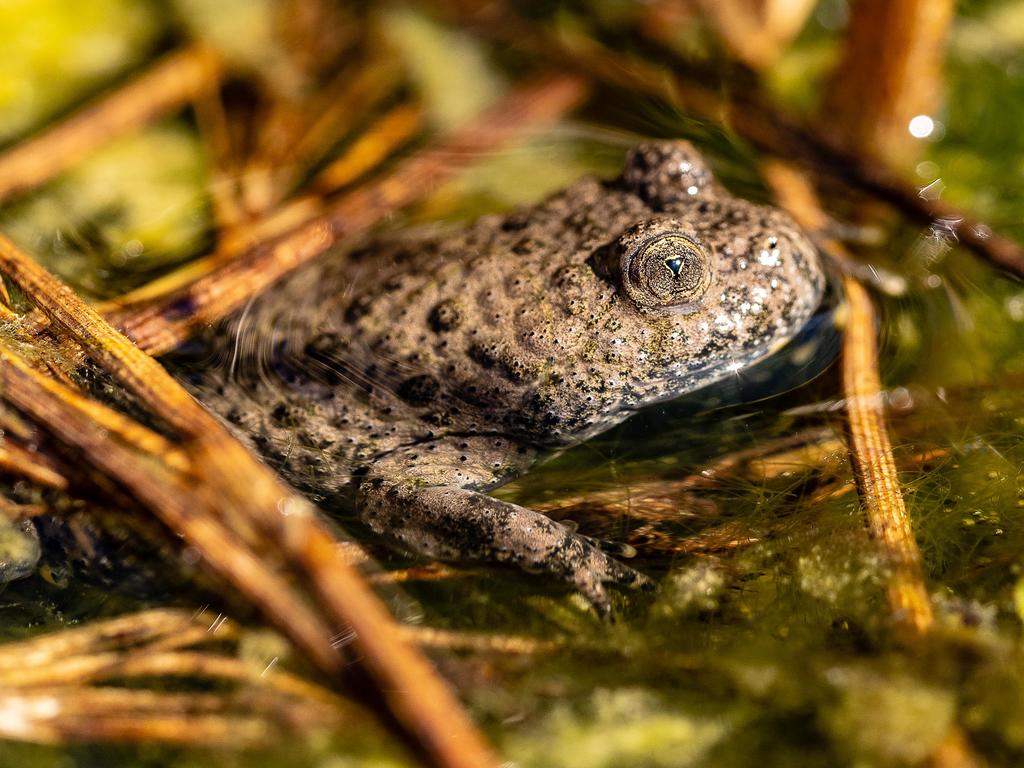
left=183, top=142, right=824, bottom=611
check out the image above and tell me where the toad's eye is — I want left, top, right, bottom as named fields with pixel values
left=614, top=219, right=714, bottom=311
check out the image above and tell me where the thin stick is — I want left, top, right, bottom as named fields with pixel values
left=763, top=161, right=933, bottom=634
left=0, top=694, right=270, bottom=747
left=0, top=686, right=337, bottom=735
left=116, top=72, right=589, bottom=355
left=0, top=344, right=344, bottom=677
left=399, top=626, right=561, bottom=655
left=0, top=608, right=203, bottom=668
left=693, top=0, right=817, bottom=69
left=5, top=688, right=234, bottom=713
left=0, top=357, right=190, bottom=472
left=94, top=195, right=325, bottom=313
left=249, top=56, right=404, bottom=211
left=97, top=100, right=424, bottom=316
left=0, top=648, right=343, bottom=715
left=0, top=440, right=68, bottom=490
left=821, top=0, right=953, bottom=167
left=0, top=45, right=221, bottom=203
left=192, top=87, right=246, bottom=235
left=766, top=168, right=981, bottom=768
left=0, top=609, right=347, bottom=727
left=83, top=651, right=348, bottom=709
left=841, top=275, right=934, bottom=633
left=0, top=197, right=503, bottom=768
left=445, top=6, right=1024, bottom=279
left=311, top=102, right=425, bottom=193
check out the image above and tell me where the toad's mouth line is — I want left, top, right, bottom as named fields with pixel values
left=672, top=282, right=841, bottom=406
left=611, top=282, right=840, bottom=421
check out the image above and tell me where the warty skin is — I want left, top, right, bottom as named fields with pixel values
left=187, top=141, right=825, bottom=613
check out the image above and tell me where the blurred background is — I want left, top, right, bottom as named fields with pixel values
left=1, top=2, right=1024, bottom=767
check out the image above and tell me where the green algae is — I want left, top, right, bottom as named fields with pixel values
left=1, top=124, right=211, bottom=299
left=170, top=0, right=305, bottom=96
left=381, top=5, right=505, bottom=133
left=0, top=0, right=162, bottom=143
left=506, top=688, right=734, bottom=768
left=821, top=669, right=956, bottom=766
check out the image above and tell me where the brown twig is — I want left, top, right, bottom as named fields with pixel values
left=311, top=102, right=426, bottom=193
left=114, top=72, right=589, bottom=356
left=441, top=6, right=1024, bottom=279
left=0, top=609, right=339, bottom=712
left=399, top=626, right=562, bottom=655
left=530, top=424, right=950, bottom=559
left=763, top=160, right=933, bottom=635
left=0, top=608, right=210, bottom=666
left=0, top=45, right=221, bottom=203
left=0, top=495, right=47, bottom=520
left=0, top=440, right=69, bottom=490
left=694, top=0, right=817, bottom=69
left=840, top=274, right=935, bottom=634
left=93, top=195, right=325, bottom=315
left=0, top=342, right=346, bottom=677
left=251, top=56, right=404, bottom=212
left=822, top=0, right=954, bottom=167
left=191, top=86, right=247, bottom=235
left=0, top=609, right=347, bottom=748
left=0, top=358, right=190, bottom=472
left=240, top=55, right=403, bottom=215
left=0, top=694, right=270, bottom=747
left=0, top=137, right=518, bottom=768
left=97, top=99, right=425, bottom=317
left=763, top=165, right=983, bottom=768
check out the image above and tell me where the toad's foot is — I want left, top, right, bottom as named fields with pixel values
left=358, top=479, right=653, bottom=616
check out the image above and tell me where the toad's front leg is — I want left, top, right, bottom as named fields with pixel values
left=357, top=476, right=652, bottom=617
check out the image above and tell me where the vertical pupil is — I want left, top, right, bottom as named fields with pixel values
left=664, top=256, right=684, bottom=277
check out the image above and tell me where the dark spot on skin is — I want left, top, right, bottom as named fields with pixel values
left=344, top=295, right=373, bottom=323
left=468, top=343, right=533, bottom=384
left=303, top=333, right=349, bottom=386
left=429, top=299, right=462, bottom=332
left=270, top=401, right=301, bottom=426
left=501, top=213, right=530, bottom=232
left=513, top=237, right=545, bottom=255
left=391, top=247, right=417, bottom=265
left=299, top=430, right=333, bottom=449
left=397, top=374, right=441, bottom=406
left=551, top=264, right=588, bottom=290
left=468, top=343, right=496, bottom=370
left=182, top=140, right=823, bottom=610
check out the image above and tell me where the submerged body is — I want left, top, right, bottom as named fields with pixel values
left=188, top=142, right=825, bottom=612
